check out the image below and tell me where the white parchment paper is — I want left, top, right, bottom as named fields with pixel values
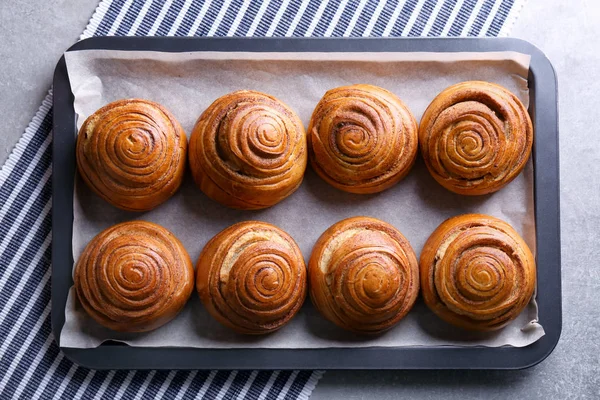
left=60, top=49, right=543, bottom=348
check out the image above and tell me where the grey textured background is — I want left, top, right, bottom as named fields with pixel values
left=0, top=0, right=598, bottom=398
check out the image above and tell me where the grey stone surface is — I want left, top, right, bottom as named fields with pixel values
left=0, top=0, right=98, bottom=165
left=0, top=0, right=598, bottom=398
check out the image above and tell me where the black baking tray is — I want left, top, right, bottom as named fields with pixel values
left=52, top=37, right=560, bottom=370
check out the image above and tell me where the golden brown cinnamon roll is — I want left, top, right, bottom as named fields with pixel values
left=76, top=99, right=187, bottom=211
left=74, top=221, right=194, bottom=332
left=309, top=217, right=419, bottom=334
left=196, top=221, right=306, bottom=334
left=189, top=91, right=307, bottom=210
left=307, top=84, right=418, bottom=194
left=420, top=214, right=536, bottom=331
left=419, top=81, right=533, bottom=195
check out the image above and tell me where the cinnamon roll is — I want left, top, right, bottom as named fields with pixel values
left=419, top=81, right=533, bottom=195
left=196, top=221, right=306, bottom=334
left=309, top=217, right=419, bottom=334
left=76, top=99, right=187, bottom=211
left=420, top=214, right=536, bottom=331
left=189, top=90, right=307, bottom=210
left=308, top=84, right=418, bottom=194
left=74, top=221, right=194, bottom=332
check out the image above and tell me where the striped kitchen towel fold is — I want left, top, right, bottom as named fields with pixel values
left=0, top=0, right=526, bottom=399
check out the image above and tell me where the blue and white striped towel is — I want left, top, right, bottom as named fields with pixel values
left=0, top=1, right=525, bottom=399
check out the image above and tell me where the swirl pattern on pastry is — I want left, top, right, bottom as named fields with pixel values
left=74, top=221, right=194, bottom=332
left=309, top=217, right=419, bottom=334
left=196, top=221, right=306, bottom=334
left=419, top=81, right=533, bottom=195
left=308, top=84, right=418, bottom=194
left=189, top=90, right=307, bottom=210
left=420, top=214, right=536, bottom=331
left=76, top=99, right=187, bottom=211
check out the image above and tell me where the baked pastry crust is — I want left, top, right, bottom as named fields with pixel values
left=420, top=214, right=536, bottom=331
left=196, top=221, right=307, bottom=334
left=419, top=81, right=533, bottom=195
left=307, top=84, right=418, bottom=194
left=76, top=99, right=187, bottom=211
left=308, top=217, right=419, bottom=334
left=74, top=221, right=194, bottom=332
left=189, top=90, right=307, bottom=210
